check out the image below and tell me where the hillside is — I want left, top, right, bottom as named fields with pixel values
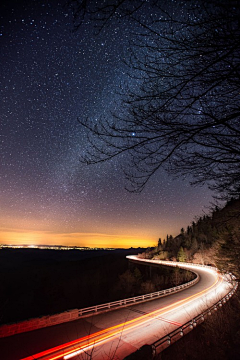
left=142, top=198, right=240, bottom=278
left=141, top=198, right=240, bottom=360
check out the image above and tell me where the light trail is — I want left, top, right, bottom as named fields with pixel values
left=21, top=265, right=221, bottom=360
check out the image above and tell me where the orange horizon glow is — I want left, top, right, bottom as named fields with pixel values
left=0, top=228, right=157, bottom=249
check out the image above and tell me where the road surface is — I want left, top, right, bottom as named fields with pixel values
left=0, top=256, right=233, bottom=360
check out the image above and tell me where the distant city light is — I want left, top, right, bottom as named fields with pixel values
left=0, top=244, right=116, bottom=251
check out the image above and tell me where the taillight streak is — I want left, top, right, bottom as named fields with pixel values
left=21, top=271, right=221, bottom=360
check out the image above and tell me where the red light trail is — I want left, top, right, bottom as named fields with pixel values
left=21, top=268, right=221, bottom=360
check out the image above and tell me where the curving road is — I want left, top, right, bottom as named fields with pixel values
left=0, top=256, right=235, bottom=360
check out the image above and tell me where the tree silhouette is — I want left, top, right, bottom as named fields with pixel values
left=177, top=247, right=187, bottom=262
left=73, top=0, right=240, bottom=199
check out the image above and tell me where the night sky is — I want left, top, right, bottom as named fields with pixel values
left=0, top=0, right=213, bottom=248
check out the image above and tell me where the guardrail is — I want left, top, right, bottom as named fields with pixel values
left=78, top=272, right=199, bottom=317
left=151, top=281, right=238, bottom=357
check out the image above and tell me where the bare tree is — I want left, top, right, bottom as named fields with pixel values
left=71, top=0, right=240, bottom=199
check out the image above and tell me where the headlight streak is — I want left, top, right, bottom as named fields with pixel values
left=63, top=277, right=221, bottom=360
left=21, top=266, right=222, bottom=360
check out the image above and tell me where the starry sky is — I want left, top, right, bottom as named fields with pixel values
left=0, top=0, right=214, bottom=248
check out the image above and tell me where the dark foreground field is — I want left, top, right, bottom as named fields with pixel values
left=0, top=248, right=141, bottom=324
left=0, top=247, right=194, bottom=325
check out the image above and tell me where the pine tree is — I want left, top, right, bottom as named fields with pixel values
left=158, top=238, right=162, bottom=250
left=177, top=247, right=187, bottom=262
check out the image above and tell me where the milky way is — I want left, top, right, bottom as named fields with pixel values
left=0, top=0, right=213, bottom=248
